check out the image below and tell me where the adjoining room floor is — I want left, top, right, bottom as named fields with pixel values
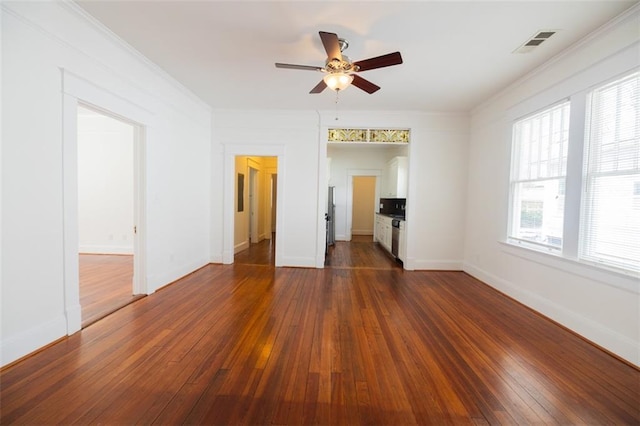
left=79, top=254, right=143, bottom=327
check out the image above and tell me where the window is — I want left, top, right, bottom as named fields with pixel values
left=581, top=72, right=639, bottom=273
left=509, top=101, right=570, bottom=250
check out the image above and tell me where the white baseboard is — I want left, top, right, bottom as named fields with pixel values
left=234, top=240, right=249, bottom=254
left=463, top=262, right=639, bottom=367
left=409, top=259, right=463, bottom=271
left=148, top=258, right=210, bottom=293
left=278, top=256, right=316, bottom=268
left=1, top=314, right=67, bottom=367
left=351, top=229, right=373, bottom=236
left=66, top=303, right=82, bottom=335
left=79, top=245, right=133, bottom=255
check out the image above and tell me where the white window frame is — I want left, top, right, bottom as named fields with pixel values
left=505, top=64, right=640, bottom=281
left=579, top=71, right=640, bottom=273
left=508, top=100, right=571, bottom=253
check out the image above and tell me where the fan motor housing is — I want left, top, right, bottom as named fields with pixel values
left=324, top=58, right=359, bottom=73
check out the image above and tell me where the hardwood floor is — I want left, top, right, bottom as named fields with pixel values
left=2, top=242, right=638, bottom=424
left=235, top=237, right=276, bottom=266
left=325, top=235, right=400, bottom=269
left=79, top=254, right=143, bottom=327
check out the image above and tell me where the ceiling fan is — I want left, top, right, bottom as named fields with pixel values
left=275, top=31, right=403, bottom=94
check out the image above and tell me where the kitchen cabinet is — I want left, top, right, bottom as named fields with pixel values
left=375, top=214, right=393, bottom=252
left=398, top=221, right=406, bottom=262
left=381, top=156, right=408, bottom=198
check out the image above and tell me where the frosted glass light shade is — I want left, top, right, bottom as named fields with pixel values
left=323, top=73, right=354, bottom=91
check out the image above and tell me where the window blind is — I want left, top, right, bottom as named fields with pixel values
left=509, top=101, right=570, bottom=249
left=581, top=71, right=640, bottom=273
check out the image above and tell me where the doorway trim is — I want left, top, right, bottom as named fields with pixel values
left=62, top=70, right=151, bottom=334
left=346, top=169, right=382, bottom=241
left=223, top=145, right=285, bottom=266
left=248, top=162, right=259, bottom=244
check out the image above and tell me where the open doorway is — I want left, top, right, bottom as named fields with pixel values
left=77, top=105, right=143, bottom=327
left=233, top=156, right=278, bottom=266
left=351, top=176, right=377, bottom=242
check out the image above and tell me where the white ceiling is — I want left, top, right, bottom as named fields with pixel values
left=75, top=0, right=638, bottom=112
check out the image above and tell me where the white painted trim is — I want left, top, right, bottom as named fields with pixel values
left=79, top=246, right=134, bottom=255
left=316, top=114, right=327, bottom=268
left=280, top=256, right=317, bottom=268
left=499, top=241, right=639, bottom=294
left=132, top=125, right=147, bottom=295
left=223, top=144, right=286, bottom=266
left=147, top=259, right=209, bottom=293
left=409, top=260, right=463, bottom=271
left=0, top=315, right=67, bottom=367
left=62, top=94, right=82, bottom=335
left=62, top=70, right=153, bottom=336
left=351, top=230, right=374, bottom=236
left=56, top=0, right=212, bottom=114
left=248, top=166, right=259, bottom=244
left=235, top=240, right=249, bottom=254
left=472, top=3, right=640, bottom=114
left=463, top=262, right=639, bottom=367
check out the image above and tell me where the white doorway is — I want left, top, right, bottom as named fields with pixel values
left=345, top=169, right=382, bottom=241
left=249, top=166, right=259, bottom=244
left=271, top=174, right=277, bottom=233
left=62, top=70, right=149, bottom=335
left=223, top=146, right=285, bottom=265
left=77, top=105, right=143, bottom=327
left=351, top=176, right=377, bottom=238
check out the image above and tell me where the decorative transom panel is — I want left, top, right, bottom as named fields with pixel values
left=328, top=128, right=410, bottom=143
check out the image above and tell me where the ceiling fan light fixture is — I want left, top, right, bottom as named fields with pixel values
left=323, top=72, right=354, bottom=91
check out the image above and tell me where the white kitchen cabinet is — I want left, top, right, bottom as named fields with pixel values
left=375, top=214, right=393, bottom=253
left=398, top=221, right=406, bottom=262
left=381, top=156, right=408, bottom=198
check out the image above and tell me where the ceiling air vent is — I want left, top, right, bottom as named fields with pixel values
left=513, top=30, right=557, bottom=54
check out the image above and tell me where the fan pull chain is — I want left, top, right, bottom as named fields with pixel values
left=334, top=89, right=340, bottom=121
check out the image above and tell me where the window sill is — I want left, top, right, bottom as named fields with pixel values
left=499, top=241, right=639, bottom=295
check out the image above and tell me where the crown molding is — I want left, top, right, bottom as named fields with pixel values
left=58, top=0, right=211, bottom=112
left=471, top=2, right=640, bottom=114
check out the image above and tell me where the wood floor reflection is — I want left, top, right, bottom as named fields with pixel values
left=325, top=234, right=400, bottom=269
left=2, top=239, right=638, bottom=425
left=234, top=236, right=276, bottom=266
left=79, top=254, right=143, bottom=328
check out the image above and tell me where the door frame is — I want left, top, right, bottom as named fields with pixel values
left=346, top=169, right=382, bottom=241
left=223, top=145, right=285, bottom=265
left=62, top=70, right=150, bottom=334
left=248, top=162, right=259, bottom=244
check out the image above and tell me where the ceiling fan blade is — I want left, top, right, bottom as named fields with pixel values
left=353, top=52, right=403, bottom=72
left=275, top=63, right=323, bottom=71
left=310, top=80, right=327, bottom=94
left=351, top=74, right=380, bottom=94
left=319, top=31, right=342, bottom=61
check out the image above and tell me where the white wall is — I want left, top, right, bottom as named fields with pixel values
left=1, top=1, right=211, bottom=366
left=77, top=108, right=134, bottom=254
left=209, top=111, right=470, bottom=270
left=322, top=112, right=470, bottom=271
left=464, top=8, right=640, bottom=365
left=213, top=111, right=320, bottom=267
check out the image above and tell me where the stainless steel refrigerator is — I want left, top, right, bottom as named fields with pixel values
left=326, top=186, right=335, bottom=253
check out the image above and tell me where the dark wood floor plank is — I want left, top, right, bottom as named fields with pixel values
left=79, top=254, right=142, bottom=327
left=2, top=239, right=639, bottom=425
